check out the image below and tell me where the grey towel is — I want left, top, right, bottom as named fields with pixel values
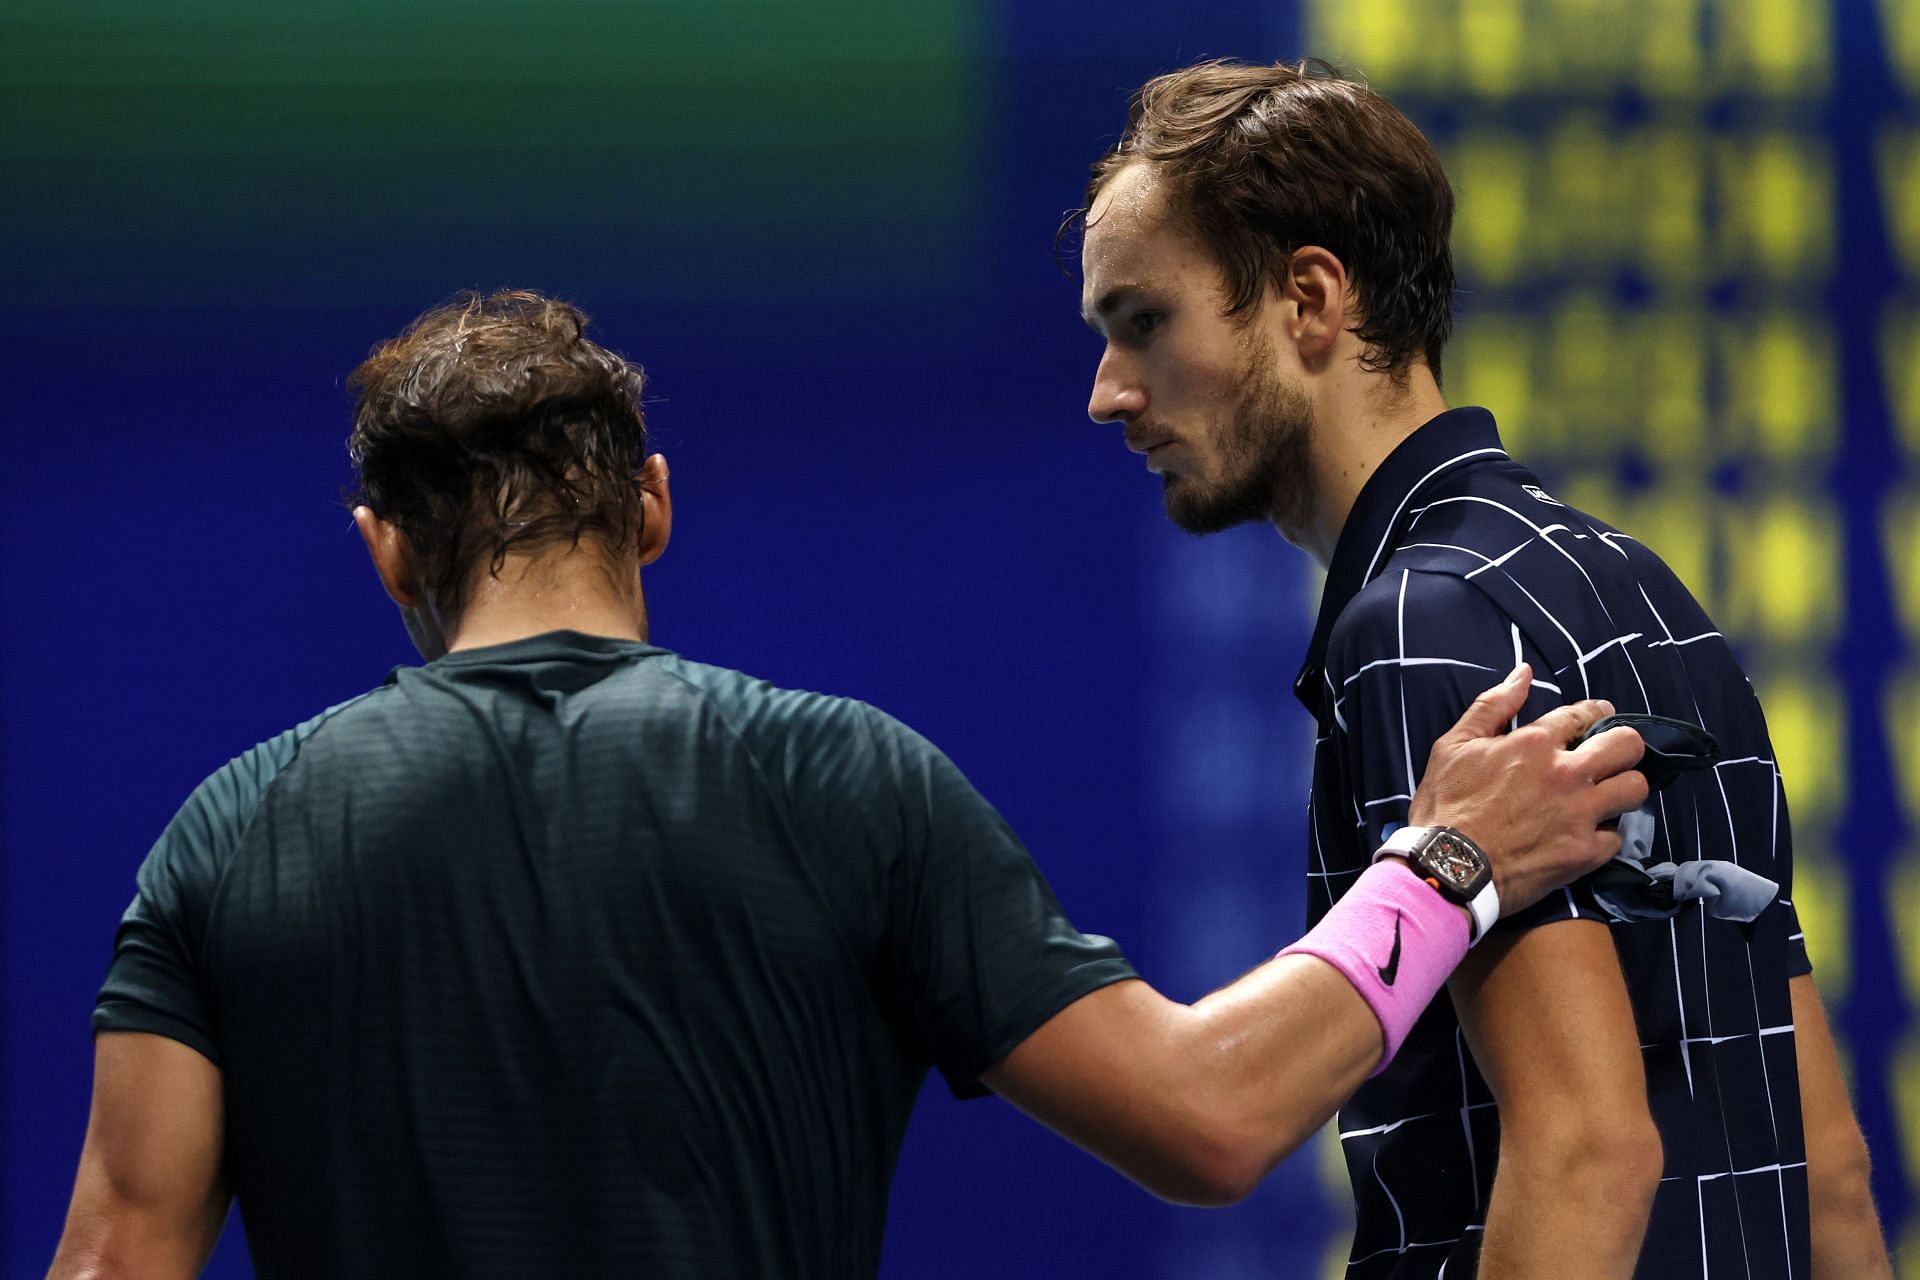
left=1589, top=804, right=1779, bottom=924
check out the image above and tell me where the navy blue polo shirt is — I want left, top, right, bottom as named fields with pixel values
left=1297, top=408, right=1811, bottom=1279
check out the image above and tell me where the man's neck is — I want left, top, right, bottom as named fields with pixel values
left=444, top=545, right=648, bottom=653
left=1295, top=364, right=1449, bottom=567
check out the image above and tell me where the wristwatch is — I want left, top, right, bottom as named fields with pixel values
left=1374, top=826, right=1500, bottom=945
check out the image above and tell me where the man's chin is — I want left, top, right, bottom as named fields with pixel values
left=1162, top=475, right=1266, bottom=536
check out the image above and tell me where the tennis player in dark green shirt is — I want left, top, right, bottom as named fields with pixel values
left=50, top=291, right=1647, bottom=1280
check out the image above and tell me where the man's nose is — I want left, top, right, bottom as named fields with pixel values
left=1088, top=350, right=1147, bottom=425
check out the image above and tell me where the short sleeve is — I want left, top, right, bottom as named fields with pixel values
left=95, top=785, right=230, bottom=1063
left=1326, top=567, right=1610, bottom=936
left=1781, top=898, right=1812, bottom=977
left=844, top=709, right=1136, bottom=1098
left=93, top=725, right=310, bottom=1065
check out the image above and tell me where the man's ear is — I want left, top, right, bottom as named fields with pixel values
left=636, top=453, right=673, bottom=567
left=352, top=506, right=427, bottom=609
left=1275, top=245, right=1351, bottom=367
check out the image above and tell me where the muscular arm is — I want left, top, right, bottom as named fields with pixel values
left=1450, top=919, right=1663, bottom=1279
left=48, top=1033, right=228, bottom=1280
left=1792, top=974, right=1893, bottom=1278
left=983, top=672, right=1646, bottom=1205
left=984, top=955, right=1378, bottom=1204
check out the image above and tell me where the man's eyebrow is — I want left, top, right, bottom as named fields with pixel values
left=1082, top=283, right=1149, bottom=331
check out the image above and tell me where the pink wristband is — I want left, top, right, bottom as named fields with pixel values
left=1278, top=861, right=1471, bottom=1076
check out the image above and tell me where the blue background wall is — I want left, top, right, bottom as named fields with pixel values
left=4, top=0, right=1916, bottom=1275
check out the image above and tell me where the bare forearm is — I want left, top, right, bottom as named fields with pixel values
left=1084, top=955, right=1383, bottom=1202
left=986, top=956, right=1382, bottom=1204
left=1808, top=1189, right=1892, bottom=1279
left=1791, top=976, right=1893, bottom=1278
left=54, top=1034, right=228, bottom=1280
left=1804, top=1125, right=1892, bottom=1280
left=47, top=1205, right=223, bottom=1280
left=49, top=1240, right=195, bottom=1280
left=1177, top=953, right=1383, bottom=1174
left=1477, top=1141, right=1659, bottom=1279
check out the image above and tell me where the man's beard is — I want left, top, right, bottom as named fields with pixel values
left=1163, top=344, right=1316, bottom=537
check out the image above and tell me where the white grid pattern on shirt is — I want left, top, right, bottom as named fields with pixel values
left=1309, top=483, right=1805, bottom=1279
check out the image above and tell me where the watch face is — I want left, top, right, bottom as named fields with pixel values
left=1426, top=833, right=1486, bottom=891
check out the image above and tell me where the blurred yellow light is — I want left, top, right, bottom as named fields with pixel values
left=1450, top=132, right=1532, bottom=285
left=1878, top=131, right=1920, bottom=278
left=1320, top=1233, right=1352, bottom=1280
left=1898, top=1221, right=1920, bottom=1280
left=1459, top=0, right=1526, bottom=97
left=1882, top=306, right=1920, bottom=458
left=1721, top=314, right=1838, bottom=461
left=1754, top=670, right=1847, bottom=824
left=1553, top=0, right=1636, bottom=90
left=1889, top=669, right=1920, bottom=830
left=1887, top=490, right=1920, bottom=643
left=1641, top=127, right=1712, bottom=287
left=1306, top=0, right=1836, bottom=99
left=1450, top=314, right=1541, bottom=452
left=1311, top=0, right=1420, bottom=88
left=1636, top=0, right=1708, bottom=95
left=1545, top=122, right=1630, bottom=268
left=1316, top=1123, right=1355, bottom=1278
left=1459, top=302, right=1841, bottom=471
left=1546, top=294, right=1620, bottom=441
left=1895, top=1030, right=1920, bottom=1221
left=1721, top=497, right=1843, bottom=645
left=1877, top=0, right=1920, bottom=96
left=1637, top=311, right=1711, bottom=465
left=1717, top=0, right=1830, bottom=93
left=1793, top=846, right=1849, bottom=998
left=1718, top=134, right=1835, bottom=278
left=1890, top=848, right=1920, bottom=1013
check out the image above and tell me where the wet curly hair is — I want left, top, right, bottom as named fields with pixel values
left=347, top=290, right=649, bottom=619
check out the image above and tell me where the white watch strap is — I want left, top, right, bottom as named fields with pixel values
left=1372, top=826, right=1501, bottom=945
left=1373, top=825, right=1423, bottom=860
left=1465, top=879, right=1500, bottom=946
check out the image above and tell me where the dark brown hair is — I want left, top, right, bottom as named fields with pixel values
left=1076, top=58, right=1455, bottom=382
left=347, top=290, right=648, bottom=618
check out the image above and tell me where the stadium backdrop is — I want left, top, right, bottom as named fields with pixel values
left=2, top=0, right=1915, bottom=1275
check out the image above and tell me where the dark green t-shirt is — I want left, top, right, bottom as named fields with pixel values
left=94, top=631, right=1134, bottom=1279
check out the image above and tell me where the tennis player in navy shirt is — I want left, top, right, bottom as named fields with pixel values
left=1075, top=59, right=1891, bottom=1278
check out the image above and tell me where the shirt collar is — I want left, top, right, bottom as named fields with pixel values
left=1293, top=406, right=1508, bottom=709
left=419, top=630, right=662, bottom=672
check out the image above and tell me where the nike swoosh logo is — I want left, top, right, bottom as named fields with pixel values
left=1377, top=912, right=1403, bottom=986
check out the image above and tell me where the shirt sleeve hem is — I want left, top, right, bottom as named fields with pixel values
left=92, top=1001, right=222, bottom=1068
left=941, top=958, right=1140, bottom=1101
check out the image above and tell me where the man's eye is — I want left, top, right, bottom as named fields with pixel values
left=1131, top=311, right=1164, bottom=337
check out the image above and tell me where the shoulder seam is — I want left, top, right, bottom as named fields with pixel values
left=218, top=688, right=383, bottom=871
left=193, top=688, right=385, bottom=1005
